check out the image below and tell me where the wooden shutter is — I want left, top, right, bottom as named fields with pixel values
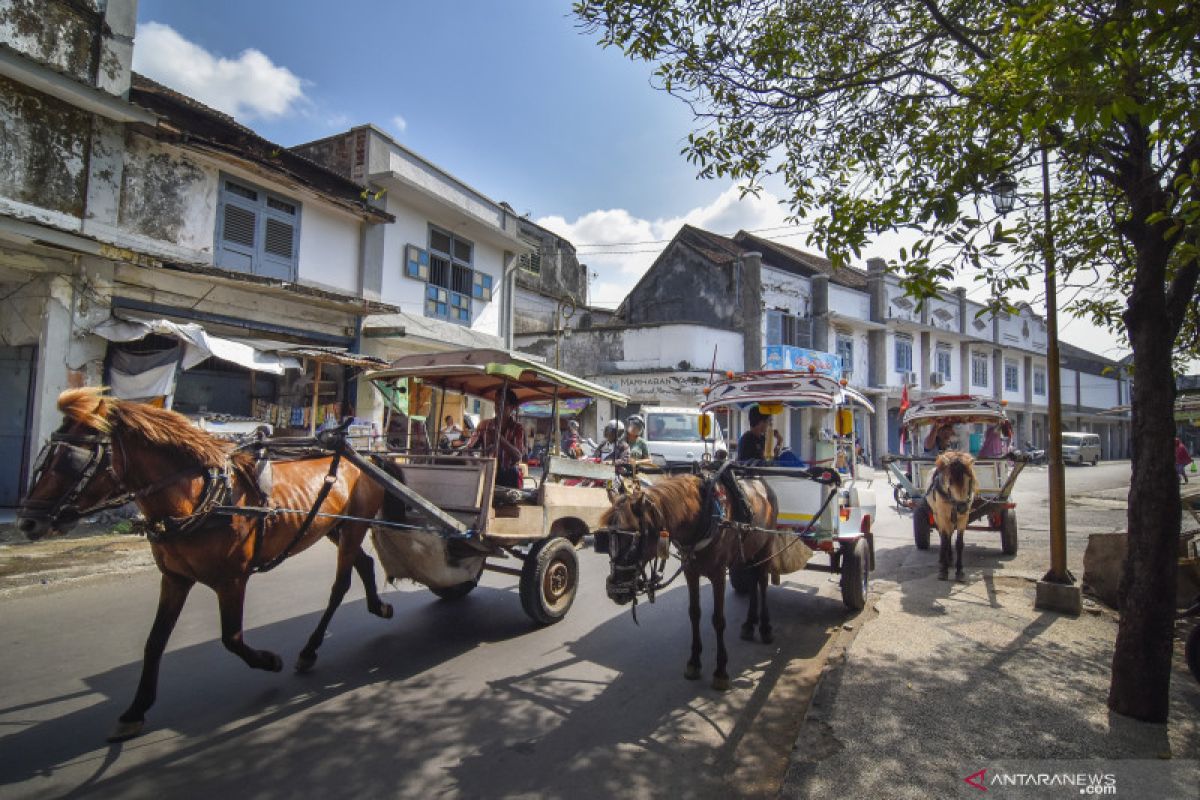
left=216, top=181, right=257, bottom=272
left=259, top=192, right=299, bottom=280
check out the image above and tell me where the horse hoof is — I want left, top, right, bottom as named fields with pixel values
left=760, top=628, right=774, bottom=645
left=684, top=664, right=702, bottom=681
left=376, top=602, right=394, bottom=620
left=938, top=571, right=948, bottom=581
left=711, top=675, right=731, bottom=692
left=740, top=624, right=755, bottom=642
left=265, top=652, right=283, bottom=672
left=295, top=653, right=316, bottom=674
left=955, top=571, right=966, bottom=583
left=107, top=718, right=144, bottom=743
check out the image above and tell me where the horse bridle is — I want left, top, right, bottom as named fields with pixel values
left=929, top=472, right=974, bottom=518
left=22, top=431, right=124, bottom=527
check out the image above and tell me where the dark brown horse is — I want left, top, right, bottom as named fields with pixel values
left=927, top=450, right=978, bottom=581
left=599, top=473, right=779, bottom=690
left=17, top=388, right=390, bottom=741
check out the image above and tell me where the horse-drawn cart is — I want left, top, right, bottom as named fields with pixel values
left=700, top=370, right=877, bottom=610
left=883, top=395, right=1028, bottom=555
left=362, top=349, right=628, bottom=625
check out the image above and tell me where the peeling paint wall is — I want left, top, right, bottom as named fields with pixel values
left=0, top=0, right=99, bottom=84
left=118, top=134, right=214, bottom=249
left=625, top=244, right=738, bottom=327
left=0, top=76, right=90, bottom=217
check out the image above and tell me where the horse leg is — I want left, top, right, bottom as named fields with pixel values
left=684, top=567, right=703, bottom=681
left=326, top=529, right=392, bottom=619
left=295, top=529, right=366, bottom=673
left=216, top=578, right=283, bottom=673
left=741, top=564, right=759, bottom=642
left=758, top=567, right=773, bottom=644
left=109, top=572, right=194, bottom=742
left=711, top=569, right=731, bottom=691
left=938, top=530, right=950, bottom=581
left=955, top=528, right=966, bottom=582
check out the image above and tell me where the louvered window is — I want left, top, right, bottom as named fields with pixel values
left=414, top=225, right=491, bottom=326
left=215, top=175, right=301, bottom=280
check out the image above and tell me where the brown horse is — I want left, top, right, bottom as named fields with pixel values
left=599, top=472, right=778, bottom=690
left=16, top=388, right=390, bottom=742
left=926, top=451, right=978, bottom=581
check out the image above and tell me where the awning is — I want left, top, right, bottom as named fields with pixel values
left=90, top=316, right=303, bottom=375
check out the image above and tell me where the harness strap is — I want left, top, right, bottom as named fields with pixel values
left=252, top=447, right=343, bottom=574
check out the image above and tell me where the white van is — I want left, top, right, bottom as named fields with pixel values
left=1061, top=432, right=1101, bottom=465
left=642, top=407, right=727, bottom=467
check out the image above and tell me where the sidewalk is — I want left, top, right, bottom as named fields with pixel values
left=781, top=542, right=1200, bottom=799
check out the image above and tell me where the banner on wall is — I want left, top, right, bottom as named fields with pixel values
left=762, top=345, right=843, bottom=378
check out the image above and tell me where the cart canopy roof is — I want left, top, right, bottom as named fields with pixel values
left=901, top=395, right=1010, bottom=429
left=700, top=371, right=875, bottom=413
left=365, top=348, right=629, bottom=405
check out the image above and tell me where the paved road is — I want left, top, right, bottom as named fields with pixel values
left=0, top=461, right=1132, bottom=799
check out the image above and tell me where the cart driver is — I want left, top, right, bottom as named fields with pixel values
left=462, top=388, right=526, bottom=488
left=738, top=406, right=783, bottom=463
left=923, top=422, right=958, bottom=454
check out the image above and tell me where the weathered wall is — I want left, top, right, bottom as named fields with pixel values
left=626, top=242, right=738, bottom=327
left=514, top=219, right=587, bottom=306
left=118, top=134, right=214, bottom=249
left=0, top=0, right=99, bottom=84
left=0, top=76, right=90, bottom=218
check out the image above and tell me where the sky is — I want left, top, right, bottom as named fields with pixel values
left=132, top=0, right=1141, bottom=363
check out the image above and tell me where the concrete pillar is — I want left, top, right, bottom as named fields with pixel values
left=1021, top=355, right=1034, bottom=445
left=740, top=252, right=763, bottom=371
left=992, top=348, right=1004, bottom=401
left=866, top=258, right=887, bottom=323
left=811, top=275, right=829, bottom=351
left=99, top=0, right=138, bottom=97
left=874, top=397, right=890, bottom=464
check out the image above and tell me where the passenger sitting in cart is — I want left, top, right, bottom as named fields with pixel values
left=462, top=389, right=526, bottom=488
left=560, top=419, right=584, bottom=458
left=598, top=418, right=624, bottom=461
left=737, top=406, right=783, bottom=463
left=977, top=423, right=1009, bottom=458
left=923, top=421, right=959, bottom=455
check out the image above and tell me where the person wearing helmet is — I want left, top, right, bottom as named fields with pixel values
left=560, top=418, right=583, bottom=458
left=620, top=414, right=651, bottom=465
left=600, top=418, right=625, bottom=460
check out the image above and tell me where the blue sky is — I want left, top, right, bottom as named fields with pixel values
left=131, top=0, right=1135, bottom=361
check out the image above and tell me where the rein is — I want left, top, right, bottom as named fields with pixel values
left=928, top=471, right=974, bottom=517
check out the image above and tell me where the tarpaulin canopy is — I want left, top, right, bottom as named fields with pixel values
left=91, top=316, right=304, bottom=375
left=518, top=398, right=593, bottom=418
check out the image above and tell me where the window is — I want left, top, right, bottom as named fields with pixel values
left=836, top=335, right=854, bottom=377
left=215, top=176, right=301, bottom=280
left=1033, top=368, right=1046, bottom=396
left=971, top=352, right=989, bottom=387
left=519, top=251, right=542, bottom=274
left=766, top=310, right=812, bottom=348
left=935, top=345, right=953, bottom=379
left=1004, top=360, right=1019, bottom=392
left=405, top=226, right=494, bottom=324
left=894, top=334, right=913, bottom=373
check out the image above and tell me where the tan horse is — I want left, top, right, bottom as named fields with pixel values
left=17, top=388, right=389, bottom=741
left=926, top=451, right=978, bottom=581
left=600, top=472, right=778, bottom=690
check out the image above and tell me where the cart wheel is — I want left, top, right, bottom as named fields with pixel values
left=841, top=537, right=870, bottom=611
left=913, top=500, right=931, bottom=550
left=1000, top=509, right=1019, bottom=555
left=729, top=563, right=756, bottom=596
left=520, top=538, right=578, bottom=626
left=893, top=485, right=909, bottom=508
left=430, top=561, right=484, bottom=601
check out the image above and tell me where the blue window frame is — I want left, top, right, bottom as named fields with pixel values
left=935, top=346, right=952, bottom=378
left=406, top=226, right=495, bottom=325
left=894, top=335, right=913, bottom=373
left=215, top=175, right=301, bottom=280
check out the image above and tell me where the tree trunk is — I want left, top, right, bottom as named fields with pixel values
left=1107, top=250, right=1181, bottom=723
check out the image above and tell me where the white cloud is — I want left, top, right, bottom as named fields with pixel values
left=133, top=22, right=305, bottom=120
left=537, top=184, right=797, bottom=309
left=391, top=115, right=408, bottom=135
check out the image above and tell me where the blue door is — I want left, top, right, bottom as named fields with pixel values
left=0, top=346, right=35, bottom=506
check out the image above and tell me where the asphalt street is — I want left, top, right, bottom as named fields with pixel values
left=0, top=460, right=1133, bottom=799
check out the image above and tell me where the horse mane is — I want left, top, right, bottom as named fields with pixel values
left=935, top=450, right=976, bottom=492
left=601, top=474, right=704, bottom=532
left=58, top=387, right=252, bottom=472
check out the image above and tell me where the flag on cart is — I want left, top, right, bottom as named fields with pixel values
left=899, top=382, right=910, bottom=415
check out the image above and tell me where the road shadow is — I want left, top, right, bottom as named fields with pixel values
left=0, top=572, right=855, bottom=799
left=897, top=545, right=1020, bottom=618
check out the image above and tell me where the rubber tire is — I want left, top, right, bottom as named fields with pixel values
left=1000, top=509, right=1019, bottom=555
left=519, top=538, right=579, bottom=626
left=893, top=485, right=909, bottom=508
left=729, top=563, right=756, bottom=596
left=430, top=561, right=484, bottom=601
left=1092, top=457, right=1099, bottom=466
left=1187, top=623, right=1200, bottom=685
left=913, top=500, right=932, bottom=550
left=841, top=537, right=870, bottom=611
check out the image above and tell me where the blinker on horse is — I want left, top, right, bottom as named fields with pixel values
left=17, top=388, right=391, bottom=742
left=598, top=471, right=779, bottom=691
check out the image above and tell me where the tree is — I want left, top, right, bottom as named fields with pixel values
left=575, top=0, right=1200, bottom=722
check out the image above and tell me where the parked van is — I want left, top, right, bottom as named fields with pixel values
left=642, top=407, right=727, bottom=467
left=1061, top=432, right=1101, bottom=465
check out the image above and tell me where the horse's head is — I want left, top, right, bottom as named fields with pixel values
left=932, top=450, right=977, bottom=516
left=598, top=481, right=669, bottom=605
left=18, top=388, right=123, bottom=540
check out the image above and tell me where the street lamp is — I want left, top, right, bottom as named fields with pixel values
left=990, top=147, right=1080, bottom=614
left=552, top=296, right=577, bottom=456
